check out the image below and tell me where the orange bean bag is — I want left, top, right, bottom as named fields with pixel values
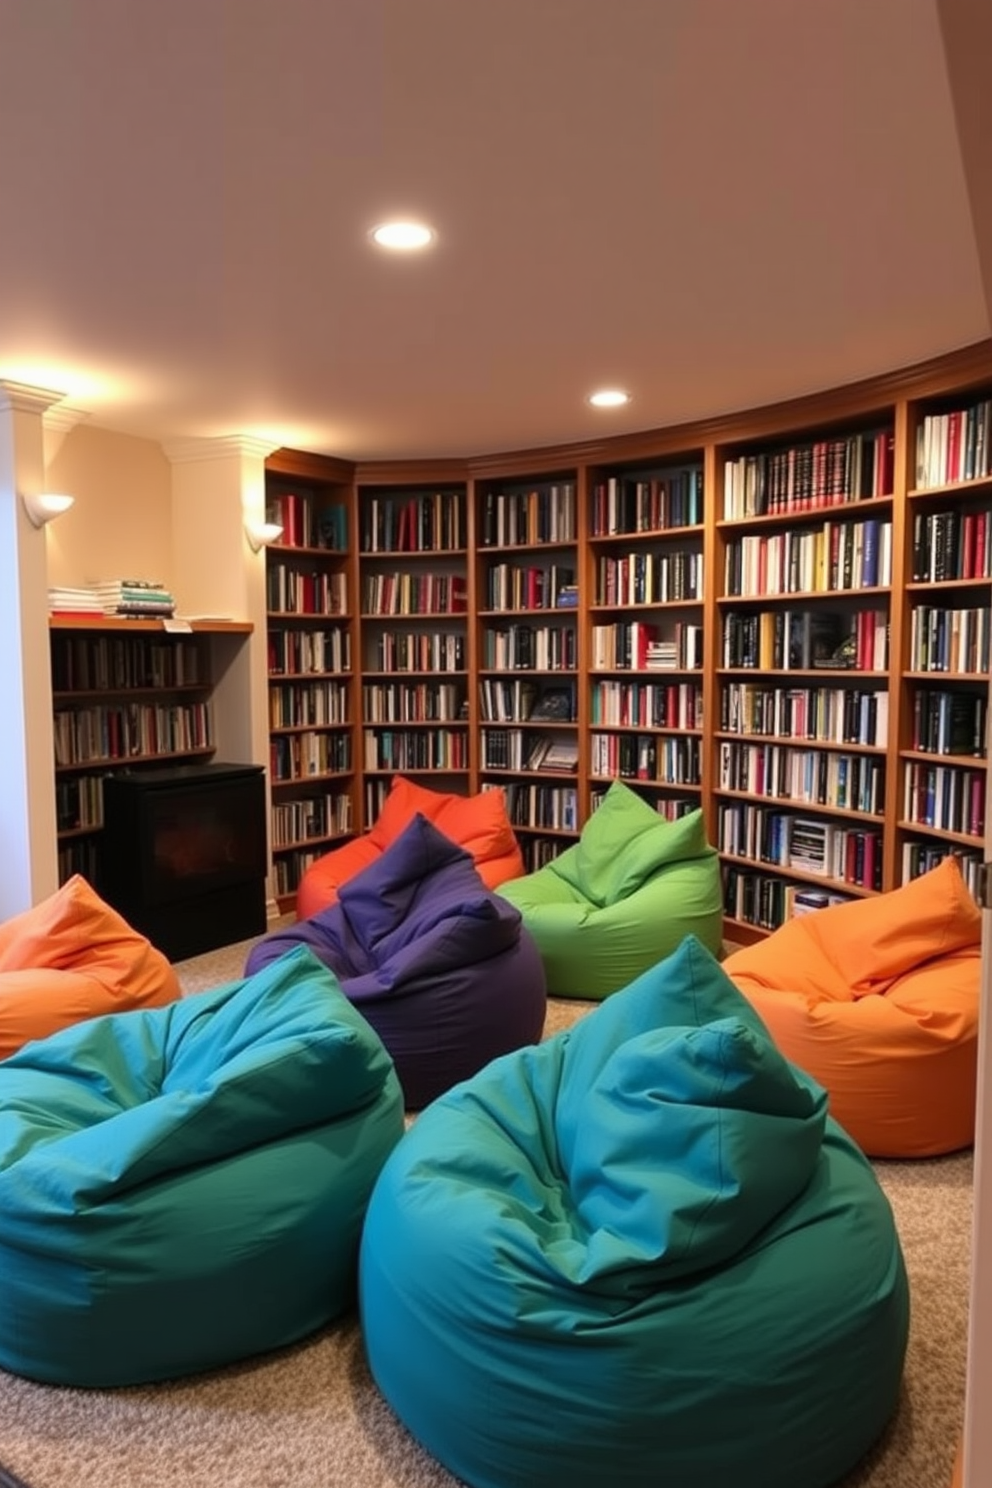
left=0, top=874, right=181, bottom=1061
left=722, top=856, right=980, bottom=1158
left=296, top=776, right=525, bottom=919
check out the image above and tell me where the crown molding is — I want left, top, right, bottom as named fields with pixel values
left=163, top=434, right=281, bottom=465
left=43, top=404, right=90, bottom=466
left=0, top=380, right=67, bottom=418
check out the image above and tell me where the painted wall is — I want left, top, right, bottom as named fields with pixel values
left=45, top=424, right=174, bottom=593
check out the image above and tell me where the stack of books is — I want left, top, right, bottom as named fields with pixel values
left=94, top=579, right=176, bottom=618
left=48, top=586, right=104, bottom=617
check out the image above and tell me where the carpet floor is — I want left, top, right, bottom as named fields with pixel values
left=0, top=930, right=972, bottom=1488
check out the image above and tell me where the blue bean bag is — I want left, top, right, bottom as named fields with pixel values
left=247, top=813, right=547, bottom=1108
left=360, top=936, right=909, bottom=1488
left=0, top=945, right=404, bottom=1387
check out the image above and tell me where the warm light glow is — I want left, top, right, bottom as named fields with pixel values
left=588, top=389, right=631, bottom=408
left=244, top=518, right=284, bottom=553
left=370, top=221, right=435, bottom=250
left=22, top=491, right=75, bottom=528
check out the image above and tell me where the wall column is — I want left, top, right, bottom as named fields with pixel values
left=0, top=380, right=68, bottom=917
left=165, top=435, right=280, bottom=909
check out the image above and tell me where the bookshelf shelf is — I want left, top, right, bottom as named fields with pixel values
left=49, top=621, right=252, bottom=886
left=719, top=852, right=878, bottom=899
left=264, top=450, right=357, bottom=911
left=355, top=476, right=470, bottom=827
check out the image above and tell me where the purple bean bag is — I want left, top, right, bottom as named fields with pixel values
left=246, top=814, right=547, bottom=1108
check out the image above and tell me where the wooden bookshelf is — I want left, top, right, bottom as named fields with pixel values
left=585, top=452, right=706, bottom=839
left=354, top=468, right=471, bottom=830
left=264, top=449, right=358, bottom=913
left=49, top=616, right=253, bottom=887
left=474, top=467, right=582, bottom=872
left=251, top=343, right=992, bottom=934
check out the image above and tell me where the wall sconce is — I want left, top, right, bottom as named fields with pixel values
left=244, top=517, right=284, bottom=553
left=22, top=492, right=75, bottom=528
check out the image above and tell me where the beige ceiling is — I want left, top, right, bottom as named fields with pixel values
left=0, top=0, right=990, bottom=463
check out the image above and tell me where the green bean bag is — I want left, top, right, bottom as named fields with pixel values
left=360, top=936, right=910, bottom=1488
left=498, top=780, right=723, bottom=998
left=0, top=945, right=404, bottom=1386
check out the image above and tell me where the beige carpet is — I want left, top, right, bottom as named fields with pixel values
left=0, top=932, right=972, bottom=1488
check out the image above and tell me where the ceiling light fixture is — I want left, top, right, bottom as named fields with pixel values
left=22, top=491, right=75, bottom=528
left=588, top=389, right=631, bottom=409
left=244, top=518, right=284, bottom=553
left=370, top=220, right=435, bottom=251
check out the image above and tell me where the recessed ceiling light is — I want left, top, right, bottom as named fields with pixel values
left=370, top=221, right=436, bottom=250
left=588, top=389, right=631, bottom=409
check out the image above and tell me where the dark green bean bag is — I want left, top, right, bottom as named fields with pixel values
left=498, top=780, right=723, bottom=998
left=360, top=936, right=909, bottom=1488
left=0, top=945, right=404, bottom=1386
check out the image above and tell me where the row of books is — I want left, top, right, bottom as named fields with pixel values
left=270, top=732, right=351, bottom=782
left=362, top=729, right=468, bottom=772
left=915, top=400, right=992, bottom=489
left=268, top=627, right=351, bottom=677
left=271, top=791, right=353, bottom=848
left=722, top=429, right=894, bottom=519
left=373, top=632, right=464, bottom=673
left=589, top=732, right=701, bottom=785
left=590, top=468, right=704, bottom=537
left=723, top=866, right=852, bottom=930
left=911, top=688, right=987, bottom=757
left=717, top=804, right=882, bottom=891
left=590, top=620, right=704, bottom=671
left=483, top=563, right=575, bottom=612
left=902, top=762, right=985, bottom=839
left=588, top=786, right=697, bottom=818
left=595, top=549, right=703, bottom=605
left=481, top=731, right=579, bottom=773
left=499, top=782, right=578, bottom=832
left=590, top=680, right=703, bottom=731
left=723, top=517, right=892, bottom=596
left=51, top=634, right=204, bottom=692
left=481, top=625, right=577, bottom=672
left=720, top=610, right=889, bottom=673
left=360, top=491, right=463, bottom=554
left=911, top=508, right=992, bottom=582
left=268, top=491, right=348, bottom=551
left=361, top=572, right=467, bottom=616
left=269, top=680, right=349, bottom=729
left=718, top=741, right=885, bottom=814
left=480, top=485, right=577, bottom=549
left=478, top=679, right=576, bottom=722
left=271, top=849, right=326, bottom=897
left=55, top=774, right=103, bottom=832
left=902, top=842, right=982, bottom=897
left=720, top=683, right=889, bottom=749
left=908, top=604, right=990, bottom=674
left=361, top=682, right=464, bottom=724
left=267, top=567, right=347, bottom=617
left=53, top=702, right=212, bottom=766
left=521, top=837, right=566, bottom=871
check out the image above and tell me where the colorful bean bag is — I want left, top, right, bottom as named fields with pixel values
left=297, top=774, right=524, bottom=919
left=0, top=873, right=180, bottom=1061
left=0, top=945, right=404, bottom=1386
left=249, top=814, right=546, bottom=1108
left=497, top=780, right=723, bottom=999
left=360, top=936, right=909, bottom=1488
left=723, top=855, right=980, bottom=1157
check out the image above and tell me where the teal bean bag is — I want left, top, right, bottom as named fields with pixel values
left=360, top=936, right=909, bottom=1488
left=0, top=945, right=404, bottom=1386
left=497, top=780, right=723, bottom=998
